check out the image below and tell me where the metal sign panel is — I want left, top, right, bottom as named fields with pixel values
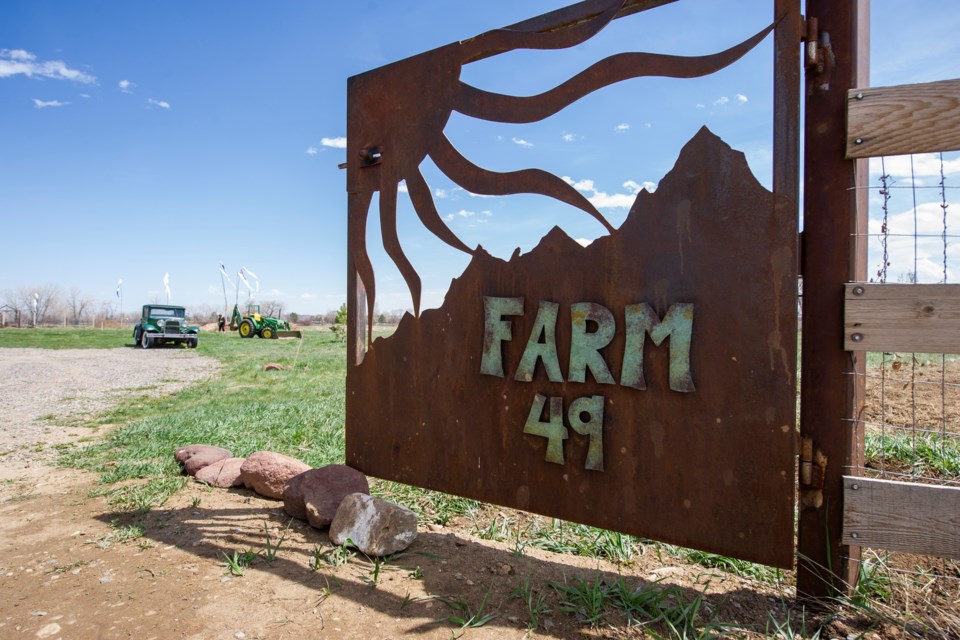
left=345, top=0, right=800, bottom=568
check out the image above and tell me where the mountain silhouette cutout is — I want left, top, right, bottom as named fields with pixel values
left=347, top=126, right=799, bottom=568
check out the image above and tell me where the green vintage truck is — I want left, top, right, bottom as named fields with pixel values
left=133, top=304, right=199, bottom=349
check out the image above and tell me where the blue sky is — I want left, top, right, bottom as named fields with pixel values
left=2, top=1, right=958, bottom=316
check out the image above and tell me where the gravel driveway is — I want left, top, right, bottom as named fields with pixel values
left=0, top=347, right=219, bottom=469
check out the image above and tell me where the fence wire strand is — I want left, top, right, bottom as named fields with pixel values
left=850, top=152, right=960, bottom=489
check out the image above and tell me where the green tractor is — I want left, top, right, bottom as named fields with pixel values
left=230, top=303, right=302, bottom=339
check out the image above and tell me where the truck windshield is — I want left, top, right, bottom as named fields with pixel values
left=150, top=307, right=185, bottom=319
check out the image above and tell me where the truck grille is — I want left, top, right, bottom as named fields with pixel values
left=163, top=320, right=182, bottom=335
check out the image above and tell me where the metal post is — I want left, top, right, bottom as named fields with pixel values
left=797, top=0, right=869, bottom=598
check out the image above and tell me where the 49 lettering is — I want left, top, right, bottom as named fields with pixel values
left=524, top=394, right=605, bottom=471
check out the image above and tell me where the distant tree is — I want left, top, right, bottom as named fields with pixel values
left=331, top=303, right=347, bottom=342
left=377, top=313, right=386, bottom=324
left=260, top=300, right=283, bottom=317
left=288, top=312, right=299, bottom=324
left=13, top=284, right=61, bottom=326
left=66, top=287, right=94, bottom=326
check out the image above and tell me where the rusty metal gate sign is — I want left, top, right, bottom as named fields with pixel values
left=345, top=0, right=800, bottom=568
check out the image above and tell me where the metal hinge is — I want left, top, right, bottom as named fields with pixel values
left=799, top=436, right=828, bottom=509
left=801, top=16, right=834, bottom=80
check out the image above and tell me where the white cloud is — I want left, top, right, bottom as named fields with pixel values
left=321, top=136, right=347, bottom=149
left=118, top=79, right=134, bottom=93
left=305, top=146, right=319, bottom=156
left=713, top=96, right=730, bottom=106
left=456, top=209, right=475, bottom=217
left=4, top=49, right=33, bottom=61
left=868, top=202, right=957, bottom=282
left=434, top=188, right=448, bottom=198
left=482, top=210, right=493, bottom=216
left=32, top=98, right=69, bottom=109
left=871, top=153, right=960, bottom=179
left=644, top=122, right=652, bottom=128
left=463, top=189, right=494, bottom=198
left=561, top=133, right=576, bottom=142
left=445, top=213, right=455, bottom=221
left=614, top=123, right=630, bottom=132
left=0, top=49, right=96, bottom=83
left=562, top=175, right=649, bottom=209
left=398, top=180, right=409, bottom=193
left=574, top=238, right=594, bottom=247
left=736, top=93, right=748, bottom=104
left=79, top=93, right=90, bottom=99
left=696, top=103, right=705, bottom=109
left=300, top=293, right=317, bottom=299
left=512, top=137, right=533, bottom=148
left=623, top=179, right=657, bottom=194
left=147, top=98, right=170, bottom=109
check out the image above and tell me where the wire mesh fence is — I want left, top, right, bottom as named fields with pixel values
left=855, top=151, right=960, bottom=488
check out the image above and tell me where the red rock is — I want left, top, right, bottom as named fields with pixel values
left=240, top=451, right=310, bottom=499
left=283, top=465, right=369, bottom=526
left=195, top=457, right=246, bottom=488
left=175, top=445, right=233, bottom=477
left=283, top=472, right=308, bottom=520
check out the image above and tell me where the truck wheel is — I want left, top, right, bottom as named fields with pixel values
left=134, top=327, right=143, bottom=348
left=188, top=337, right=198, bottom=349
left=141, top=331, right=152, bottom=349
left=261, top=327, right=275, bottom=339
left=239, top=319, right=255, bottom=338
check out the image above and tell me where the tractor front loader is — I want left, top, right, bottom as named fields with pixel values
left=230, top=304, right=302, bottom=339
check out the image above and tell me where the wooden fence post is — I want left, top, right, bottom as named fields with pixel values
left=797, top=0, right=869, bottom=598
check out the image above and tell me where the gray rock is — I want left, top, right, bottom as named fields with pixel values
left=283, top=465, right=369, bottom=526
left=329, top=493, right=418, bottom=557
left=240, top=451, right=310, bottom=499
left=175, top=444, right=233, bottom=477
left=195, top=457, right=246, bottom=488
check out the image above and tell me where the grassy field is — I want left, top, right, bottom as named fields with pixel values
left=3, top=326, right=958, bottom=638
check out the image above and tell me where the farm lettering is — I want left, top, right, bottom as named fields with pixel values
left=481, top=296, right=695, bottom=471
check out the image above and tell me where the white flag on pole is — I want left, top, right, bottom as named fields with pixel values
left=238, top=266, right=259, bottom=300
left=162, top=273, right=171, bottom=303
left=219, top=261, right=235, bottom=287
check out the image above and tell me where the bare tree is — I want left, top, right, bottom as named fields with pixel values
left=13, top=284, right=61, bottom=326
left=66, top=287, right=94, bottom=325
left=260, top=300, right=283, bottom=317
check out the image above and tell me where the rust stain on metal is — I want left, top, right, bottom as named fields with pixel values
left=347, top=128, right=798, bottom=568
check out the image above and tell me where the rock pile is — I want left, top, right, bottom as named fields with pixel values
left=174, top=444, right=417, bottom=556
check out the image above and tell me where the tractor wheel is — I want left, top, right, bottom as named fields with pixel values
left=261, top=326, right=275, bottom=340
left=141, top=331, right=152, bottom=349
left=239, top=319, right=255, bottom=338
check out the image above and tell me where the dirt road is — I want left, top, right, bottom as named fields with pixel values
left=0, top=348, right=796, bottom=639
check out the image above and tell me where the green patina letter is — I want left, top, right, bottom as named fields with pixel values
left=621, top=303, right=695, bottom=392
left=515, top=301, right=563, bottom=382
left=568, top=395, right=605, bottom=471
left=524, top=394, right=567, bottom=464
left=480, top=296, right=524, bottom=377
left=568, top=302, right=616, bottom=384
